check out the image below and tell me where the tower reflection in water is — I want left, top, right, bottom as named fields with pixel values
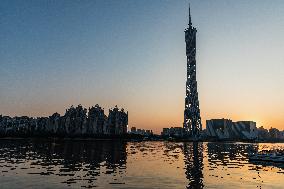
left=183, top=142, right=204, bottom=189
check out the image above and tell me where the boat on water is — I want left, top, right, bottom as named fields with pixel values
left=249, top=150, right=284, bottom=163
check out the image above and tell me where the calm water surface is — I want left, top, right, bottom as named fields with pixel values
left=0, top=139, right=283, bottom=189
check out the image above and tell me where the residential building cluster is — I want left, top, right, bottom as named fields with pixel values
left=129, top=127, right=153, bottom=136
left=0, top=104, right=128, bottom=137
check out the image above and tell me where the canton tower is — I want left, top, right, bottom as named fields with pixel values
left=183, top=4, right=202, bottom=137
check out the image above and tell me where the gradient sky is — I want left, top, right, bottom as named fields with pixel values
left=1, top=0, right=284, bottom=133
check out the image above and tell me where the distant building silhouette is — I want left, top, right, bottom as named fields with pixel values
left=269, top=127, right=281, bottom=139
left=130, top=127, right=137, bottom=133
left=161, top=127, right=185, bottom=138
left=183, top=4, right=202, bottom=137
left=257, top=126, right=270, bottom=139
left=129, top=127, right=153, bottom=136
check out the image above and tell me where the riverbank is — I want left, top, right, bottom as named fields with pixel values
left=0, top=135, right=283, bottom=143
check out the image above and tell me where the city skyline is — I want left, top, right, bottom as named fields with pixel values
left=1, top=0, right=284, bottom=133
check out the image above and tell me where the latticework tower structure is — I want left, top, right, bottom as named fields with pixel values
left=183, top=4, right=202, bottom=137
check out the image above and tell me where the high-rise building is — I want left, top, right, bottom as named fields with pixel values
left=183, top=4, right=202, bottom=137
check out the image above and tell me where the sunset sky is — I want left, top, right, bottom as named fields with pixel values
left=1, top=0, right=284, bottom=133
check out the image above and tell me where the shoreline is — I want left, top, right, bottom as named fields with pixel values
left=0, top=136, right=283, bottom=143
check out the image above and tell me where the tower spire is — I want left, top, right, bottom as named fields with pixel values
left=188, top=3, right=192, bottom=26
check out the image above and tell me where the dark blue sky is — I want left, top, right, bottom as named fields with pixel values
left=1, top=0, right=284, bottom=132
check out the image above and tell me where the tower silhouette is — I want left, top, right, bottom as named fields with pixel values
left=183, top=4, right=202, bottom=137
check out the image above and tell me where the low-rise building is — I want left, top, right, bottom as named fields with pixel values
left=269, top=127, right=281, bottom=139
left=206, top=119, right=233, bottom=140
left=161, top=127, right=185, bottom=138
left=280, top=130, right=284, bottom=139
left=258, top=126, right=269, bottom=140
left=130, top=127, right=136, bottom=133
left=206, top=119, right=258, bottom=140
left=130, top=128, right=153, bottom=136
left=232, top=121, right=258, bottom=140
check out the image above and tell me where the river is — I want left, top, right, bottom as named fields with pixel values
left=0, top=139, right=283, bottom=189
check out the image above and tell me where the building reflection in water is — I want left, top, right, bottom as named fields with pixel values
left=206, top=142, right=257, bottom=166
left=183, top=142, right=204, bottom=189
left=0, top=139, right=127, bottom=187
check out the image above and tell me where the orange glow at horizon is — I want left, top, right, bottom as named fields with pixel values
left=1, top=1, right=284, bottom=135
